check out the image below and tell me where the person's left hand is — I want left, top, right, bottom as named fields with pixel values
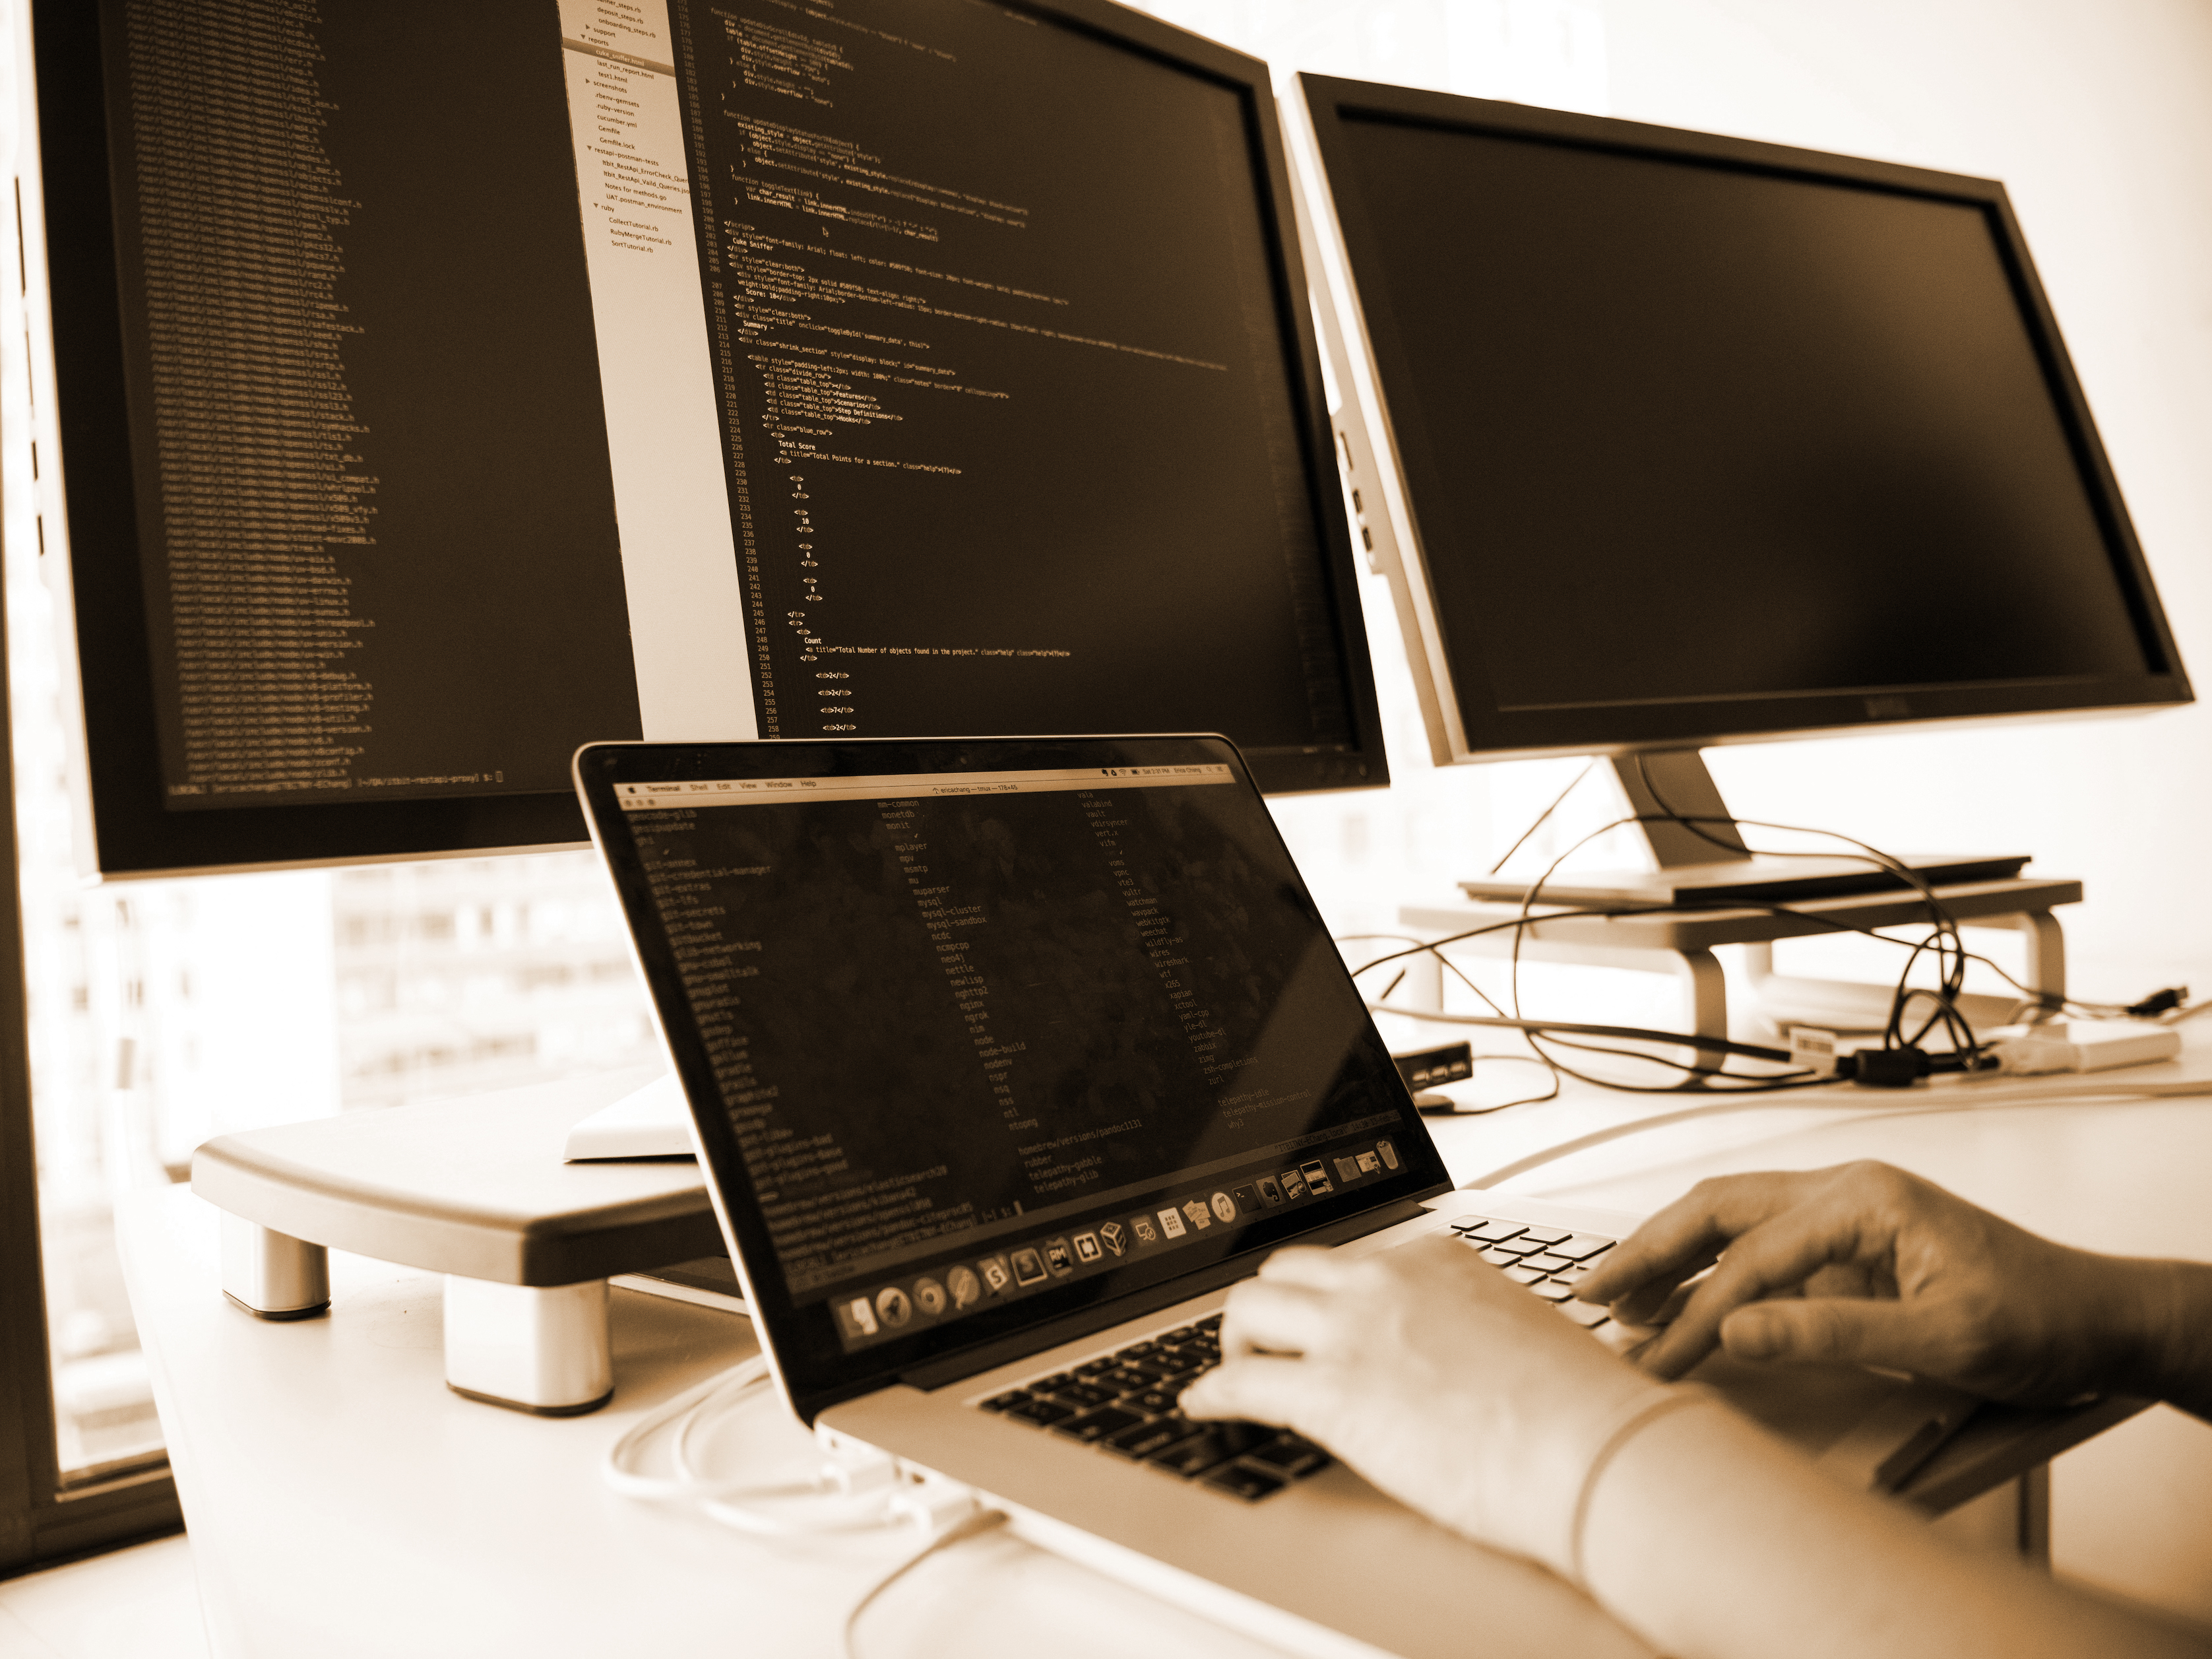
left=1181, top=1235, right=1672, bottom=1576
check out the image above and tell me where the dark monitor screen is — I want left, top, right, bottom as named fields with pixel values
left=22, top=1, right=1383, bottom=876
left=1297, top=77, right=2188, bottom=762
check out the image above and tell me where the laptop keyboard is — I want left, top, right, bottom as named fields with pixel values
left=980, top=1314, right=1327, bottom=1503
left=974, top=1213, right=1622, bottom=1501
left=1441, top=1213, right=1621, bottom=1335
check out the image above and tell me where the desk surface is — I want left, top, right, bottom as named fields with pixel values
left=124, top=1039, right=2212, bottom=1658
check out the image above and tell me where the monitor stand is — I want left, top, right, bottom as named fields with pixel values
left=1459, top=750, right=2030, bottom=909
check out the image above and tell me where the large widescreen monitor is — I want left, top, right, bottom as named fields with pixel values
left=11, top=1, right=1385, bottom=878
left=1291, top=75, right=2188, bottom=899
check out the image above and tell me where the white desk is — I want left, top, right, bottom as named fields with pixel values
left=121, top=1048, right=2212, bottom=1657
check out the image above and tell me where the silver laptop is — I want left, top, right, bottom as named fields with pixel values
left=573, top=733, right=1903, bottom=1659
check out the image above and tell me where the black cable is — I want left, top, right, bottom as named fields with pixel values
left=1365, top=1003, right=1846, bottom=1095
left=1627, top=756, right=1978, bottom=1055
left=1339, top=789, right=2156, bottom=1101
left=1360, top=1002, right=1792, bottom=1062
left=1439, top=1055, right=1561, bottom=1113
left=1486, top=758, right=1597, bottom=876
left=1622, top=758, right=1986, bottom=1068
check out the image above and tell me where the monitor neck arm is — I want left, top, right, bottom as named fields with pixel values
left=1609, top=751, right=1750, bottom=870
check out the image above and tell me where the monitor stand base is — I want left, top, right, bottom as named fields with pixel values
left=1461, top=750, right=2029, bottom=909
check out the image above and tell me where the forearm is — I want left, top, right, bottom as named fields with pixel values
left=2111, top=1257, right=2212, bottom=1422
left=1581, top=1399, right=2207, bottom=1659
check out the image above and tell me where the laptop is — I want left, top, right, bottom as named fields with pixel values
left=573, top=732, right=1950, bottom=1659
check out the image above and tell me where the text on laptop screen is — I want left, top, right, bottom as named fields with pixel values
left=615, top=762, right=1416, bottom=1351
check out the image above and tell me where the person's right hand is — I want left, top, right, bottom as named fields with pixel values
left=1577, top=1161, right=2161, bottom=1405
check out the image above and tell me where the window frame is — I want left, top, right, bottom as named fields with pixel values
left=0, top=589, right=182, bottom=1575
left=0, top=444, right=180, bottom=1574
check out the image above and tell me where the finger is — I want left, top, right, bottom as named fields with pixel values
left=1633, top=1196, right=1887, bottom=1379
left=1602, top=1252, right=1719, bottom=1328
left=1579, top=1171, right=1824, bottom=1305
left=1587, top=1272, right=1702, bottom=1328
left=1720, top=1297, right=1943, bottom=1375
left=1217, top=1278, right=1336, bottom=1359
left=1180, top=1354, right=1323, bottom=1429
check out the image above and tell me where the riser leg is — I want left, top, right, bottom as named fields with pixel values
left=443, top=1276, right=614, bottom=1417
left=220, top=1213, right=330, bottom=1320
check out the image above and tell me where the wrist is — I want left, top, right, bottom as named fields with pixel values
left=2110, top=1257, right=2212, bottom=1419
left=1563, top=1386, right=1717, bottom=1588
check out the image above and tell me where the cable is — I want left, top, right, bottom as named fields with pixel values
left=1486, top=758, right=1597, bottom=876
left=1348, top=795, right=2182, bottom=1099
left=602, top=1357, right=774, bottom=1503
left=1627, top=757, right=1986, bottom=1068
left=843, top=1507, right=1011, bottom=1659
left=1464, top=1068, right=2212, bottom=1193
left=1350, top=910, right=2163, bottom=1033
left=602, top=1355, right=916, bottom=1536
left=1362, top=1002, right=1798, bottom=1065
left=1425, top=1054, right=1560, bottom=1114
left=1461, top=1095, right=1897, bottom=1191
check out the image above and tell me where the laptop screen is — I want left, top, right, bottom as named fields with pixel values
left=577, top=735, right=1449, bottom=1415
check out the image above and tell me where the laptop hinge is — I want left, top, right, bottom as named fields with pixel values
left=896, top=1195, right=1439, bottom=1393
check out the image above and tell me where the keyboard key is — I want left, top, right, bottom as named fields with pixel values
left=981, top=1390, right=1032, bottom=1414
left=1043, top=1381, right=1118, bottom=1409
left=1122, top=1385, right=1185, bottom=1415
left=996, top=1394, right=1078, bottom=1427
left=1074, top=1358, right=1120, bottom=1378
left=1503, top=1264, right=1546, bottom=1285
left=1103, top=1415, right=1196, bottom=1460
left=1146, top=1420, right=1272, bottom=1478
left=1480, top=1247, right=1526, bottom=1269
left=1201, top=1463, right=1288, bottom=1502
left=1116, top=1354, right=1182, bottom=1381
left=1095, top=1365, right=1154, bottom=1392
left=1549, top=1235, right=1618, bottom=1262
left=1522, top=1252, right=1574, bottom=1274
left=1556, top=1301, right=1612, bottom=1329
left=1519, top=1226, right=1571, bottom=1246
left=1147, top=1435, right=1235, bottom=1478
left=1197, top=1313, right=1223, bottom=1330
left=1453, top=1218, right=1528, bottom=1244
left=1528, top=1282, right=1575, bottom=1303
left=1484, top=1236, right=1546, bottom=1257
left=1054, top=1404, right=1147, bottom=1444
left=1031, top=1371, right=1074, bottom=1392
left=1244, top=1434, right=1330, bottom=1477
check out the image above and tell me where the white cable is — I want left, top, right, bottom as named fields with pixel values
left=1464, top=1076, right=2212, bottom=1192
left=842, top=1507, right=1010, bottom=1659
left=601, top=1357, right=773, bottom=1503
left=602, top=1355, right=937, bottom=1538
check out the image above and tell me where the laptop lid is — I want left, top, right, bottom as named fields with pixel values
left=575, top=734, right=1451, bottom=1421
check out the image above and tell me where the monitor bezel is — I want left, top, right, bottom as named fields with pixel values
left=1292, top=73, right=2192, bottom=767
left=16, top=2, right=1388, bottom=882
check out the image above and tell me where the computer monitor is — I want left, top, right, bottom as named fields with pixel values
left=1290, top=76, right=2191, bottom=904
left=10, top=1, right=1384, bottom=879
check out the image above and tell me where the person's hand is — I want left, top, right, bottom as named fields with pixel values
left=1579, top=1161, right=2151, bottom=1404
left=1180, top=1235, right=1672, bottom=1575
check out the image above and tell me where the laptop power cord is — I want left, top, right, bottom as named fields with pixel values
left=602, top=1356, right=979, bottom=1539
